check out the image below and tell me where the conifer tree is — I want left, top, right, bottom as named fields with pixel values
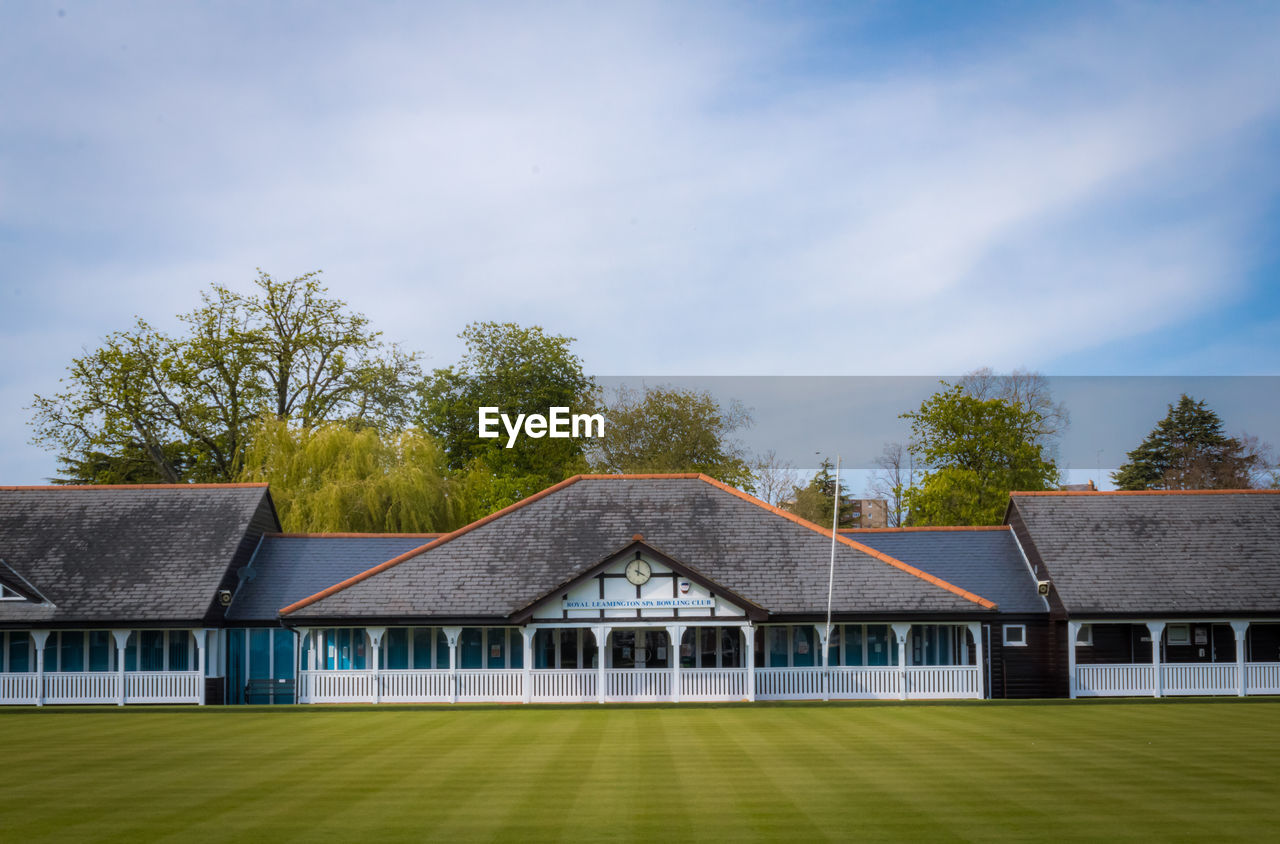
left=1113, top=394, right=1257, bottom=490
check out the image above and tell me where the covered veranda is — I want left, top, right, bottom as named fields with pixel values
left=1068, top=620, right=1280, bottom=698
left=293, top=621, right=986, bottom=704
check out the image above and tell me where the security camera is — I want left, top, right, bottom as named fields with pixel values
left=1036, top=580, right=1051, bottom=597
left=217, top=589, right=233, bottom=607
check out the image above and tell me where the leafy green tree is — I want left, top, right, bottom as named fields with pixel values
left=237, top=419, right=473, bottom=532
left=588, top=384, right=754, bottom=489
left=784, top=458, right=857, bottom=527
left=1113, top=395, right=1260, bottom=490
left=30, top=271, right=420, bottom=483
left=902, top=383, right=1059, bottom=525
left=416, top=322, right=598, bottom=500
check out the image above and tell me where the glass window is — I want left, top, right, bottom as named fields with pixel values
left=843, top=625, right=864, bottom=666
left=43, top=634, right=59, bottom=672
left=680, top=629, right=697, bottom=668
left=352, top=629, right=368, bottom=670
left=9, top=631, right=30, bottom=672
left=412, top=628, right=433, bottom=669
left=534, top=629, right=555, bottom=669
left=487, top=628, right=507, bottom=669
left=583, top=630, right=598, bottom=669
left=866, top=625, right=889, bottom=666
left=87, top=631, right=111, bottom=672
left=385, top=628, right=409, bottom=670
left=1002, top=625, right=1027, bottom=647
left=169, top=630, right=191, bottom=671
left=645, top=630, right=669, bottom=668
left=272, top=630, right=293, bottom=680
left=700, top=627, right=717, bottom=668
left=61, top=631, right=85, bottom=672
left=510, top=630, right=523, bottom=669
left=792, top=626, right=815, bottom=667
left=1078, top=624, right=1093, bottom=646
left=767, top=627, right=789, bottom=668
left=248, top=629, right=271, bottom=679
left=720, top=627, right=742, bottom=668
left=558, top=629, right=578, bottom=669
left=459, top=628, right=483, bottom=669
left=140, top=631, right=166, bottom=671
left=436, top=629, right=450, bottom=667
left=611, top=630, right=635, bottom=668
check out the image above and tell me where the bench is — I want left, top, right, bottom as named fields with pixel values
left=244, top=677, right=295, bottom=704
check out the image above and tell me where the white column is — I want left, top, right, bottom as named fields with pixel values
left=31, top=630, right=50, bottom=708
left=366, top=627, right=385, bottom=705
left=442, top=627, right=461, bottom=704
left=743, top=626, right=756, bottom=702
left=1067, top=621, right=1080, bottom=699
left=521, top=628, right=535, bottom=704
left=968, top=622, right=985, bottom=700
left=1230, top=621, right=1250, bottom=697
left=111, top=630, right=131, bottom=706
left=591, top=626, right=607, bottom=704
left=293, top=628, right=309, bottom=704
left=1146, top=621, right=1166, bottom=698
left=195, top=629, right=208, bottom=706
left=668, top=624, right=684, bottom=703
left=815, top=625, right=831, bottom=702
left=891, top=623, right=911, bottom=701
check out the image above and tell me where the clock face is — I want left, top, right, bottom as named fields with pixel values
left=624, top=558, right=652, bottom=586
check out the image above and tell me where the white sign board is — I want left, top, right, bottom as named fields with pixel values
left=563, top=598, right=715, bottom=611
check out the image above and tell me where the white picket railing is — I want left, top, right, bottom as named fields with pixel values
left=457, top=669, right=523, bottom=702
left=681, top=668, right=747, bottom=701
left=0, top=673, right=38, bottom=705
left=0, top=671, right=200, bottom=705
left=906, top=666, right=981, bottom=699
left=299, top=670, right=375, bottom=703
left=1161, top=663, right=1238, bottom=696
left=1076, top=664, right=1155, bottom=697
left=755, top=667, right=824, bottom=700
left=378, top=670, right=453, bottom=703
left=605, top=668, right=671, bottom=701
left=531, top=669, right=597, bottom=702
left=1245, top=662, right=1280, bottom=694
left=43, top=671, right=120, bottom=704
left=829, top=667, right=901, bottom=699
left=124, top=671, right=201, bottom=703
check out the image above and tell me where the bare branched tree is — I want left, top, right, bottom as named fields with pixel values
left=866, top=441, right=917, bottom=527
left=750, top=449, right=798, bottom=506
left=958, top=367, right=1070, bottom=453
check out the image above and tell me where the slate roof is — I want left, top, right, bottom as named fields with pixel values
left=284, top=476, right=997, bottom=622
left=0, top=485, right=275, bottom=626
left=1008, top=491, right=1280, bottom=616
left=844, top=528, right=1047, bottom=615
left=227, top=534, right=438, bottom=622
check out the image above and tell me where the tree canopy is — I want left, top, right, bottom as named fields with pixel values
left=1112, top=394, right=1261, bottom=490
left=902, top=382, right=1060, bottom=525
left=588, top=384, right=754, bottom=490
left=783, top=458, right=857, bottom=527
left=415, top=321, right=598, bottom=503
left=237, top=419, right=475, bottom=533
left=31, top=271, right=420, bottom=483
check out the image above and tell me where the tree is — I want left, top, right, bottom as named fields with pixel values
left=958, top=367, right=1069, bottom=452
left=749, top=449, right=798, bottom=506
left=416, top=322, right=599, bottom=500
left=30, top=271, right=421, bottom=483
left=588, top=384, right=754, bottom=489
left=237, top=419, right=474, bottom=532
left=902, top=383, right=1060, bottom=525
left=865, top=442, right=917, bottom=527
left=1112, top=395, right=1262, bottom=490
left=783, top=458, right=857, bottom=527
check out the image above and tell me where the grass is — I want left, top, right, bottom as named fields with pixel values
left=2, top=700, right=1279, bottom=842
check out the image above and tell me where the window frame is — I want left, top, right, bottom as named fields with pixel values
left=1002, top=624, right=1027, bottom=647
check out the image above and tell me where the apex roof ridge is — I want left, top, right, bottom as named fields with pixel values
left=281, top=472, right=999, bottom=616
left=1012, top=489, right=1280, bottom=496
left=839, top=526, right=1010, bottom=533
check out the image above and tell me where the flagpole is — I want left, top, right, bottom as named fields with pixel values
left=825, top=455, right=841, bottom=700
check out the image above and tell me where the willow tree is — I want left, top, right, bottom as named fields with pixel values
left=238, top=420, right=473, bottom=533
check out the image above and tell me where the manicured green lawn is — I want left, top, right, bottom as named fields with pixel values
left=2, top=700, right=1278, bottom=842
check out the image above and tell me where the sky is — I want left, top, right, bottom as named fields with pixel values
left=2, top=2, right=1280, bottom=484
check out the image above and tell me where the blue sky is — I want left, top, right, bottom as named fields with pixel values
left=2, top=2, right=1279, bottom=483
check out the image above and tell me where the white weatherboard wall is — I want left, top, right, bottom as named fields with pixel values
left=531, top=554, right=746, bottom=621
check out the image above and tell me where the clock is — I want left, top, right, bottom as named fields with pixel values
left=624, top=558, right=652, bottom=586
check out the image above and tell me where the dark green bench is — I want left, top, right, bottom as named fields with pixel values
left=244, top=677, right=295, bottom=704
